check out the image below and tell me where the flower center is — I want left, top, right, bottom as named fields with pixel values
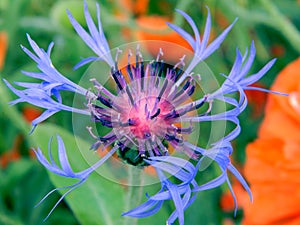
left=88, top=55, right=201, bottom=166
left=127, top=96, right=174, bottom=140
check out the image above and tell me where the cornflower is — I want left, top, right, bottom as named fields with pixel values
left=4, top=1, right=284, bottom=224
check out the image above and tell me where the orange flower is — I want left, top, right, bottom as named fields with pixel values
left=118, top=0, right=149, bottom=16
left=134, top=15, right=192, bottom=62
left=259, top=58, right=300, bottom=141
left=0, top=31, right=8, bottom=70
left=243, top=138, right=300, bottom=225
left=114, top=0, right=149, bottom=42
left=0, top=135, right=22, bottom=168
left=245, top=82, right=268, bottom=119
left=270, top=44, right=285, bottom=57
left=241, top=58, right=300, bottom=225
left=22, top=106, right=42, bottom=123
left=215, top=10, right=230, bottom=29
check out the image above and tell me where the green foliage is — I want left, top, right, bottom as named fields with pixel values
left=0, top=159, right=77, bottom=225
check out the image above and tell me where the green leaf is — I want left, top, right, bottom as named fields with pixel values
left=31, top=123, right=126, bottom=225
left=0, top=158, right=77, bottom=225
left=0, top=212, right=24, bottom=225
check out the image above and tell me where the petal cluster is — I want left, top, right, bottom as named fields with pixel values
left=34, top=135, right=118, bottom=221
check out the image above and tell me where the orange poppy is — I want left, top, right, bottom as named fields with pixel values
left=134, top=15, right=193, bottom=62
left=22, top=106, right=42, bottom=123
left=270, top=44, right=285, bottom=57
left=0, top=31, right=8, bottom=70
left=245, top=82, right=268, bottom=119
left=0, top=135, right=22, bottom=168
left=215, top=10, right=230, bottom=29
left=243, top=138, right=300, bottom=225
left=117, top=0, right=149, bottom=16
left=241, top=58, right=300, bottom=224
left=258, top=58, right=300, bottom=141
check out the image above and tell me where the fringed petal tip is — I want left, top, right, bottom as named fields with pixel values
left=33, top=135, right=80, bottom=178
left=73, top=56, right=102, bottom=70
left=33, top=136, right=118, bottom=222
left=171, top=8, right=237, bottom=86
left=32, top=135, right=97, bottom=221
left=121, top=200, right=164, bottom=218
left=30, top=110, right=58, bottom=132
left=66, top=0, right=114, bottom=67
left=29, top=125, right=37, bottom=135
left=39, top=179, right=87, bottom=221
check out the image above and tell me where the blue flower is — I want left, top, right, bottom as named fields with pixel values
left=4, top=0, right=286, bottom=224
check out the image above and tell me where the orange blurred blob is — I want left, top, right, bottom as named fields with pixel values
left=241, top=58, right=300, bottom=225
left=0, top=135, right=22, bottom=168
left=134, top=15, right=192, bottom=62
left=143, top=165, right=156, bottom=176
left=245, top=83, right=268, bottom=118
left=220, top=181, right=249, bottom=213
left=222, top=218, right=235, bottom=225
left=0, top=31, right=8, bottom=70
left=270, top=44, right=285, bottom=57
left=22, top=106, right=42, bottom=123
left=216, top=10, right=230, bottom=29
left=118, top=0, right=149, bottom=16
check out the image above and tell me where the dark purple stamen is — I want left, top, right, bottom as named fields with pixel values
left=111, top=68, right=124, bottom=91
left=125, top=86, right=134, bottom=105
left=187, top=85, right=195, bottom=96
left=150, top=108, right=161, bottom=120
left=175, top=68, right=183, bottom=81
left=128, top=118, right=137, bottom=126
left=96, top=118, right=112, bottom=128
left=117, top=141, right=126, bottom=151
left=126, top=64, right=134, bottom=81
left=170, top=69, right=178, bottom=82
left=89, top=134, right=117, bottom=150
left=99, top=135, right=116, bottom=143
left=143, top=132, right=151, bottom=139
left=152, top=145, right=162, bottom=156
left=90, top=141, right=102, bottom=150
left=173, top=79, right=191, bottom=99
left=164, top=110, right=179, bottom=119
left=98, top=95, right=113, bottom=108
left=195, top=99, right=206, bottom=109
left=176, top=126, right=193, bottom=134
left=165, top=134, right=183, bottom=145
left=150, top=62, right=157, bottom=77
left=140, top=61, right=145, bottom=90
left=157, top=79, right=168, bottom=101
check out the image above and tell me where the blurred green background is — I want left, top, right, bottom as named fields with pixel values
left=0, top=0, right=299, bottom=224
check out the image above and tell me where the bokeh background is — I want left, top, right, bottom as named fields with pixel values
left=0, top=0, right=300, bottom=225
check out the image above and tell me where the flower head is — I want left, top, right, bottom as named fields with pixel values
left=4, top=0, right=285, bottom=224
